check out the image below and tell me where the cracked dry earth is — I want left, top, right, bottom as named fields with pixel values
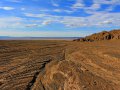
left=0, top=40, right=120, bottom=90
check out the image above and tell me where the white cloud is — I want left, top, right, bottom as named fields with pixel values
left=53, top=9, right=74, bottom=14
left=51, top=0, right=59, bottom=7
left=0, top=17, right=24, bottom=28
left=21, top=8, right=25, bottom=11
left=72, top=0, right=84, bottom=9
left=92, top=0, right=120, bottom=12
left=24, top=13, right=48, bottom=18
left=42, top=20, right=52, bottom=25
left=100, top=20, right=112, bottom=25
left=93, top=0, right=119, bottom=5
left=25, top=24, right=38, bottom=27
left=53, top=9, right=62, bottom=12
left=24, top=20, right=53, bottom=27
left=0, top=16, right=42, bottom=28
left=71, top=0, right=120, bottom=14
left=24, top=12, right=120, bottom=28
left=63, top=10, right=74, bottom=14
left=0, top=6, right=15, bottom=10
left=39, top=9, right=50, bottom=12
left=72, top=0, right=101, bottom=14
left=89, top=4, right=101, bottom=10
left=6, top=0, right=22, bottom=3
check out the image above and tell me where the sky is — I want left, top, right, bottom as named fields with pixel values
left=0, top=0, right=120, bottom=37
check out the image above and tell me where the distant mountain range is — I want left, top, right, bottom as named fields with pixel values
left=0, top=36, right=11, bottom=38
left=0, top=36, right=80, bottom=40
left=0, top=36, right=11, bottom=39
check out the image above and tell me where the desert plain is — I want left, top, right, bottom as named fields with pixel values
left=0, top=39, right=120, bottom=90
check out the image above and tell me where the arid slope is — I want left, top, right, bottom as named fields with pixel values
left=31, top=40, right=120, bottom=90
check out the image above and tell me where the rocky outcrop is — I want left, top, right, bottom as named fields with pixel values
left=74, top=30, right=120, bottom=42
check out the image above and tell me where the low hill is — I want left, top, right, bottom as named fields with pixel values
left=74, top=29, right=120, bottom=42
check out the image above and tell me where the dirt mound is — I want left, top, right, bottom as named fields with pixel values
left=74, top=30, right=120, bottom=42
left=31, top=60, right=119, bottom=90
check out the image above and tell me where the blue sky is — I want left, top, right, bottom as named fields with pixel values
left=0, top=0, right=120, bottom=37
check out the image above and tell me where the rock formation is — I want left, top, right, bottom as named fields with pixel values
left=74, top=30, right=120, bottom=42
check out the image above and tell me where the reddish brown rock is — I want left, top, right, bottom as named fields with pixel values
left=74, top=30, right=120, bottom=42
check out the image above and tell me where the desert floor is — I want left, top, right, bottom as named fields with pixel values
left=0, top=40, right=120, bottom=90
